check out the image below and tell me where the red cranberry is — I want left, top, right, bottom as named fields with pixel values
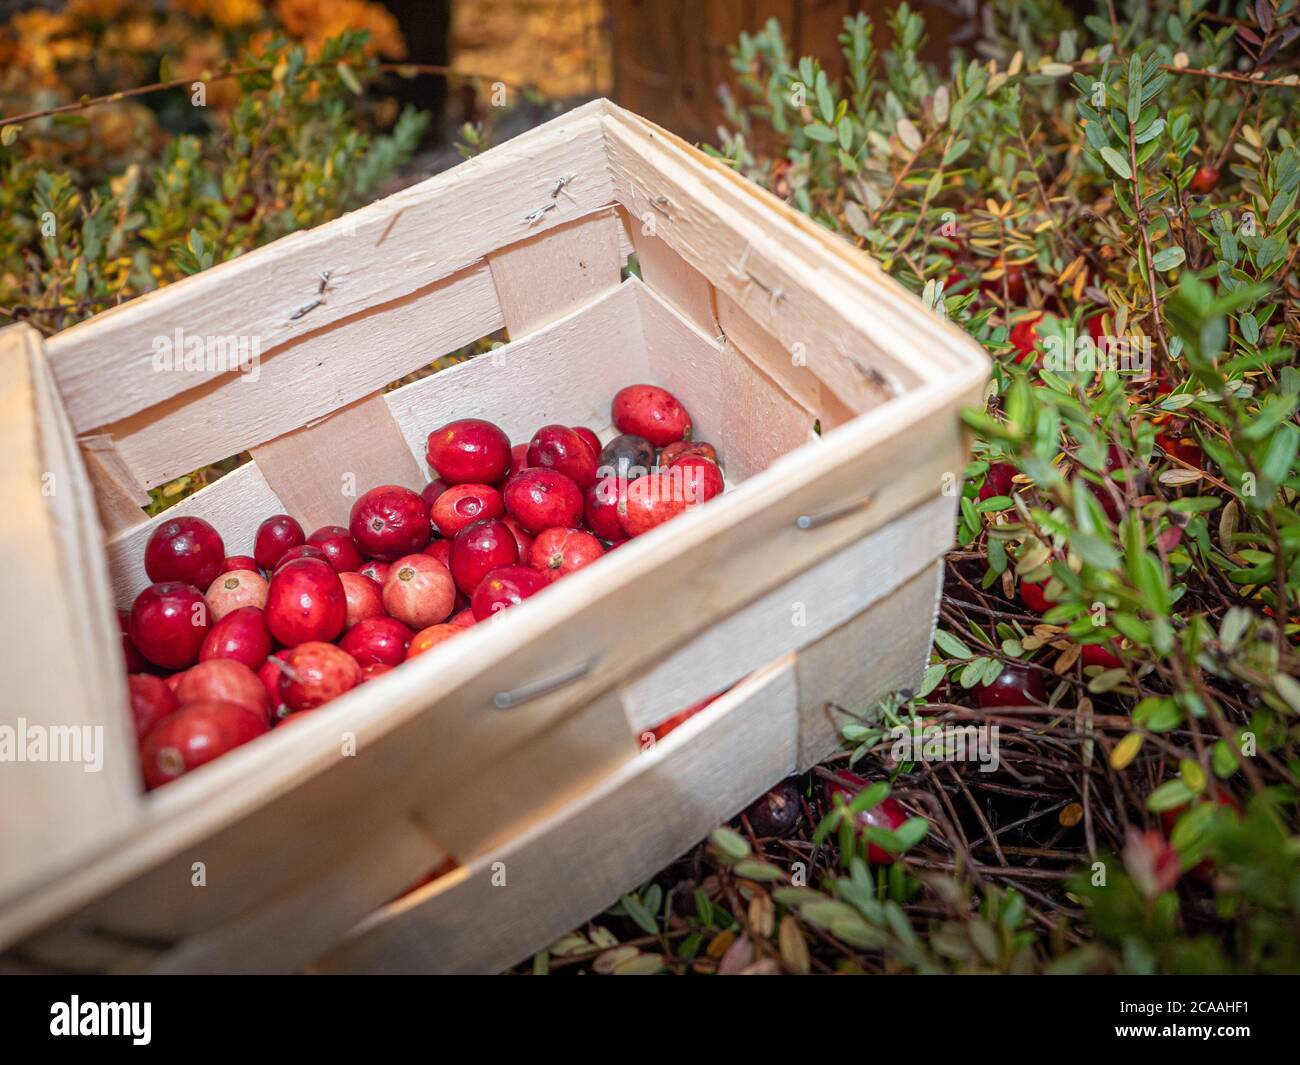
left=176, top=659, right=270, bottom=722
left=127, top=674, right=178, bottom=741
left=221, top=555, right=261, bottom=575
left=612, top=384, right=693, bottom=447
left=501, top=516, right=534, bottom=557
left=1190, top=163, right=1219, bottom=195
left=529, top=527, right=604, bottom=581
left=424, top=539, right=452, bottom=567
left=660, top=440, right=718, bottom=466
left=508, top=443, right=529, bottom=479
left=139, top=700, right=268, bottom=789
left=144, top=516, right=225, bottom=590
left=130, top=582, right=211, bottom=670
left=1081, top=642, right=1123, bottom=668
left=823, top=772, right=911, bottom=864
left=1010, top=314, right=1040, bottom=364
left=669, top=454, right=724, bottom=503
left=382, top=554, right=456, bottom=629
left=200, top=606, right=272, bottom=672
left=1020, top=581, right=1054, bottom=614
left=204, top=569, right=268, bottom=621
left=978, top=462, right=1016, bottom=502
left=407, top=623, right=463, bottom=660
left=450, top=608, right=477, bottom=628
left=619, top=473, right=686, bottom=537
left=254, top=514, right=305, bottom=570
left=339, top=616, right=414, bottom=668
left=350, top=485, right=432, bottom=561
left=503, top=468, right=584, bottom=534
left=275, top=642, right=362, bottom=712
left=358, top=559, right=389, bottom=586
left=425, top=418, right=512, bottom=485
left=361, top=663, right=393, bottom=683
left=1156, top=431, right=1204, bottom=468
left=585, top=476, right=629, bottom=542
left=258, top=658, right=286, bottom=717
left=597, top=434, right=655, bottom=481
left=527, top=425, right=598, bottom=489
left=976, top=665, right=1049, bottom=709
left=471, top=564, right=549, bottom=620
left=264, top=557, right=346, bottom=646
left=980, top=259, right=1027, bottom=303
left=649, top=694, right=720, bottom=740
left=340, top=571, right=385, bottom=629
left=450, top=518, right=519, bottom=596
left=420, top=479, right=451, bottom=507
left=572, top=426, right=601, bottom=458
left=275, top=543, right=328, bottom=570
left=744, top=779, right=802, bottom=837
left=431, top=483, right=505, bottom=538
left=307, top=525, right=364, bottom=572
left=118, top=609, right=150, bottom=673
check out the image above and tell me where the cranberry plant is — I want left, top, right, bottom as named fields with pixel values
left=526, top=1, right=1298, bottom=976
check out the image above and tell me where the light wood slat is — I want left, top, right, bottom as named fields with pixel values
left=315, top=658, right=799, bottom=974
left=46, top=101, right=613, bottom=433
left=487, top=208, right=625, bottom=336
left=104, top=260, right=503, bottom=492
left=79, top=434, right=149, bottom=536
left=250, top=393, right=427, bottom=532
left=626, top=207, right=718, bottom=335
left=622, top=492, right=954, bottom=732
left=795, top=559, right=946, bottom=771
left=0, top=324, right=140, bottom=911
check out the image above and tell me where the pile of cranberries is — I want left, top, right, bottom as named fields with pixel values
left=125, top=384, right=725, bottom=790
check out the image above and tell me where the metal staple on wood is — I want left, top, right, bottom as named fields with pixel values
left=523, top=174, right=576, bottom=225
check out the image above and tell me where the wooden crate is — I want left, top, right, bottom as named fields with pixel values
left=0, top=99, right=988, bottom=974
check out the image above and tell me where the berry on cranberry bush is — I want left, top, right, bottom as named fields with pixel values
left=254, top=514, right=305, bottom=571
left=978, top=462, right=1016, bottom=502
left=612, top=384, right=692, bottom=448
left=176, top=659, right=270, bottom=722
left=744, top=778, right=802, bottom=837
left=350, top=485, right=432, bottom=561
left=527, top=425, right=599, bottom=489
left=340, top=615, right=414, bottom=668
left=822, top=770, right=910, bottom=864
left=130, top=582, right=211, bottom=670
left=503, top=468, right=584, bottom=534
left=1009, top=314, right=1041, bottom=364
left=425, top=418, right=512, bottom=485
left=127, top=674, right=178, bottom=742
left=431, top=483, right=505, bottom=538
left=471, top=564, right=549, bottom=621
left=585, top=476, right=629, bottom=543
left=407, top=623, right=464, bottom=660
left=382, top=554, right=456, bottom=629
left=139, top=700, right=268, bottom=790
left=264, top=556, right=346, bottom=646
left=275, top=642, right=362, bottom=713
left=204, top=569, right=268, bottom=621
left=200, top=606, right=272, bottom=672
left=529, top=527, right=604, bottom=581
left=1081, top=642, right=1123, bottom=669
left=1019, top=580, right=1054, bottom=615
left=275, top=543, right=328, bottom=570
left=221, top=555, right=261, bottom=575
left=1189, top=163, right=1220, bottom=195
left=340, top=571, right=385, bottom=629
left=449, top=518, right=519, bottom=596
left=976, top=664, right=1049, bottom=709
left=144, top=516, right=225, bottom=590
left=619, top=473, right=686, bottom=537
left=307, top=525, right=364, bottom=573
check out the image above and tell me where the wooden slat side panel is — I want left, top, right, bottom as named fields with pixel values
left=716, top=289, right=859, bottom=431
left=316, top=658, right=799, bottom=974
left=623, top=491, right=954, bottom=732
left=633, top=280, right=814, bottom=481
left=0, top=324, right=140, bottom=909
left=487, top=208, right=625, bottom=336
left=383, top=281, right=649, bottom=465
left=625, top=206, right=718, bottom=335
left=47, top=101, right=613, bottom=432
left=79, top=435, right=150, bottom=537
left=104, top=261, right=504, bottom=492
left=795, top=560, right=946, bottom=771
left=105, top=462, right=285, bottom=609
left=250, top=393, right=427, bottom=532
